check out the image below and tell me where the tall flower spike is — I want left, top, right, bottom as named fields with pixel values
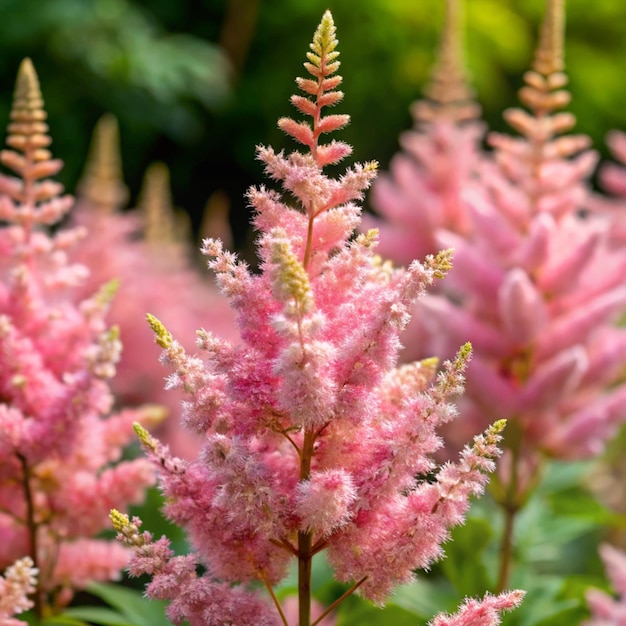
left=113, top=12, right=520, bottom=626
left=0, top=58, right=73, bottom=228
left=71, top=127, right=238, bottom=458
left=365, top=0, right=485, bottom=284
left=532, top=0, right=564, bottom=76
left=76, top=114, right=129, bottom=214
left=415, top=0, right=480, bottom=123
left=277, top=10, right=353, bottom=171
left=398, top=0, right=626, bottom=592
left=140, top=162, right=190, bottom=251
left=0, top=59, right=156, bottom=616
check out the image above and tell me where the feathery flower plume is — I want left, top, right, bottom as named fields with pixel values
left=428, top=590, right=525, bottom=626
left=112, top=12, right=521, bottom=626
left=365, top=0, right=485, bottom=271
left=0, top=557, right=38, bottom=626
left=0, top=60, right=156, bottom=616
left=584, top=543, right=626, bottom=625
left=71, top=119, right=238, bottom=457
left=389, top=0, right=626, bottom=591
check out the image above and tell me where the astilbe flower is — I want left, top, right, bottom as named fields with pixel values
left=584, top=544, right=626, bottom=626
left=386, top=0, right=626, bottom=592
left=0, top=60, right=157, bottom=615
left=365, top=0, right=485, bottom=271
left=71, top=117, right=238, bottom=457
left=428, top=590, right=525, bottom=626
left=590, top=130, right=626, bottom=246
left=0, top=557, right=38, bottom=626
left=111, top=12, right=522, bottom=626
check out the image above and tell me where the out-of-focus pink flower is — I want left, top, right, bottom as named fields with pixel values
left=282, top=595, right=336, bottom=626
left=429, top=590, right=525, bottom=626
left=374, top=0, right=626, bottom=479
left=112, top=12, right=521, bottom=626
left=71, top=116, right=238, bottom=457
left=0, top=60, right=155, bottom=613
left=366, top=0, right=484, bottom=268
left=585, top=544, right=626, bottom=625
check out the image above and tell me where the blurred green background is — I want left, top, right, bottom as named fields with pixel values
left=0, top=0, right=624, bottom=248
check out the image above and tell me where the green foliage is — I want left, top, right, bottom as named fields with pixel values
left=425, top=460, right=616, bottom=625
left=82, top=582, right=169, bottom=626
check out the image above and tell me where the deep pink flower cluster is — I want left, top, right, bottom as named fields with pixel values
left=112, top=11, right=522, bottom=626
left=0, top=60, right=156, bottom=612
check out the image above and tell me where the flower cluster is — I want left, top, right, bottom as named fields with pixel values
left=111, top=11, right=522, bottom=626
left=374, top=0, right=626, bottom=476
left=0, top=59, right=156, bottom=614
left=585, top=544, right=626, bottom=625
left=70, top=115, right=238, bottom=457
left=366, top=0, right=484, bottom=269
left=0, top=557, right=38, bottom=626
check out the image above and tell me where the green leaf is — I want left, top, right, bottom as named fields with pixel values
left=62, top=606, right=133, bottom=626
left=440, top=517, right=494, bottom=595
left=389, top=577, right=458, bottom=619
left=548, top=486, right=626, bottom=527
left=86, top=582, right=169, bottom=626
left=336, top=594, right=419, bottom=626
left=41, top=616, right=91, bottom=626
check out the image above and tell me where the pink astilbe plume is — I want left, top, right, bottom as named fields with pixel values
left=407, top=0, right=626, bottom=464
left=375, top=0, right=626, bottom=593
left=0, top=60, right=157, bottom=615
left=365, top=0, right=484, bottom=269
left=0, top=557, right=38, bottom=626
left=584, top=544, right=626, bottom=626
left=429, top=591, right=524, bottom=626
left=71, top=118, right=238, bottom=457
left=111, top=12, right=522, bottom=626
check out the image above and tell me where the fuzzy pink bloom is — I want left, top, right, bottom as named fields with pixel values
left=71, top=121, right=238, bottom=458
left=113, top=12, right=521, bottom=626
left=365, top=0, right=484, bottom=268
left=0, top=557, right=38, bottom=625
left=375, top=1, right=626, bottom=473
left=429, top=590, right=525, bottom=626
left=0, top=60, right=155, bottom=612
left=584, top=544, right=626, bottom=626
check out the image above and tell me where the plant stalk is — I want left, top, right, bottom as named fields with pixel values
left=18, top=453, right=42, bottom=618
